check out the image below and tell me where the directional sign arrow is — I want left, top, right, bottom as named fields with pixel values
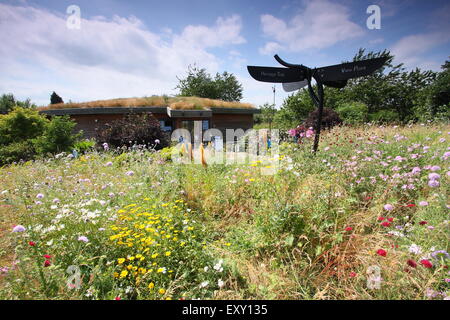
left=247, top=66, right=306, bottom=83
left=314, top=57, right=388, bottom=82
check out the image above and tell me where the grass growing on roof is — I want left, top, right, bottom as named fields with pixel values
left=37, top=95, right=255, bottom=111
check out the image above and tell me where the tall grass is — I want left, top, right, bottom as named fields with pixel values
left=0, top=123, right=448, bottom=299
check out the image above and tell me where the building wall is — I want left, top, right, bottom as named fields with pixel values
left=211, top=113, right=254, bottom=138
left=71, top=113, right=169, bottom=139
left=70, top=112, right=255, bottom=141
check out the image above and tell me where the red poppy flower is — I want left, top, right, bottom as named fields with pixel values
left=349, top=272, right=357, bottom=278
left=43, top=254, right=52, bottom=259
left=377, top=217, right=385, bottom=221
left=420, top=259, right=433, bottom=268
left=407, top=259, right=417, bottom=268
left=419, top=221, right=428, bottom=225
left=387, top=217, right=394, bottom=222
left=28, top=241, right=36, bottom=247
left=44, top=260, right=51, bottom=267
left=406, top=204, right=416, bottom=207
left=115, top=296, right=121, bottom=300
left=345, top=227, right=353, bottom=232
left=381, top=222, right=391, bottom=227
left=365, top=196, right=372, bottom=201
left=376, top=249, right=387, bottom=257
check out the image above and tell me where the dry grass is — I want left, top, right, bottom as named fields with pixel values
left=38, top=96, right=255, bottom=111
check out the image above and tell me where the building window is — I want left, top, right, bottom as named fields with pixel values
left=159, top=120, right=172, bottom=132
left=202, top=120, right=209, bottom=130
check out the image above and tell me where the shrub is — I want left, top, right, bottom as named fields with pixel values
left=33, top=115, right=82, bottom=154
left=336, top=101, right=369, bottom=124
left=74, top=139, right=96, bottom=154
left=369, top=110, right=400, bottom=123
left=304, top=107, right=342, bottom=130
left=0, top=107, right=48, bottom=145
left=0, top=109, right=82, bottom=165
left=0, top=141, right=36, bottom=166
left=96, top=113, right=169, bottom=150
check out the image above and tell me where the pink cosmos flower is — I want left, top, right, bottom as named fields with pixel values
left=384, top=204, right=394, bottom=211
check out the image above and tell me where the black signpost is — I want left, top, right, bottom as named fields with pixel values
left=247, top=55, right=387, bottom=153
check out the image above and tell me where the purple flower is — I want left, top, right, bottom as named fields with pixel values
left=428, top=173, right=440, bottom=180
left=384, top=204, right=394, bottom=211
left=12, top=225, right=26, bottom=232
left=430, top=165, right=441, bottom=172
left=419, top=201, right=429, bottom=206
left=428, top=180, right=440, bottom=188
left=78, top=236, right=89, bottom=243
left=125, top=171, right=134, bottom=176
left=36, top=193, right=44, bottom=199
left=411, top=167, right=421, bottom=174
left=431, top=250, right=449, bottom=260
left=105, top=161, right=113, bottom=167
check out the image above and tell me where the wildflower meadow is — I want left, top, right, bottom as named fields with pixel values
left=0, top=122, right=449, bottom=300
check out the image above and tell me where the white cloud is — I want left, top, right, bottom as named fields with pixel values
left=0, top=4, right=245, bottom=105
left=259, top=41, right=284, bottom=55
left=390, top=32, right=450, bottom=70
left=259, top=0, right=364, bottom=54
left=368, top=38, right=384, bottom=45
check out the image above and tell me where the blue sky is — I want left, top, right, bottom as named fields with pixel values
left=0, top=0, right=449, bottom=107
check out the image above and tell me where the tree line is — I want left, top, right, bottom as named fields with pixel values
left=257, top=49, right=449, bottom=128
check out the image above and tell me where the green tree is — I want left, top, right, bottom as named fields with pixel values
left=0, top=93, right=36, bottom=114
left=344, top=48, right=436, bottom=122
left=256, top=103, right=277, bottom=128
left=50, top=91, right=64, bottom=104
left=176, top=65, right=243, bottom=101
left=275, top=89, right=315, bottom=128
left=428, top=59, right=450, bottom=116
